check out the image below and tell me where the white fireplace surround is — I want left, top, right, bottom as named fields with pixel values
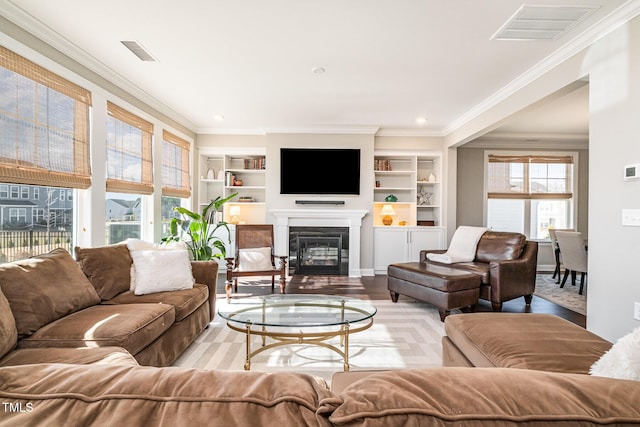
left=271, top=209, right=368, bottom=277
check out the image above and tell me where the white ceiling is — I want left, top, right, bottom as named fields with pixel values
left=1, top=0, right=635, bottom=137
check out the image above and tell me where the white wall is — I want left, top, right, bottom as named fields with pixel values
left=586, top=17, right=640, bottom=340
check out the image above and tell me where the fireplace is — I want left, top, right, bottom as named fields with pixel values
left=289, top=227, right=349, bottom=275
left=271, top=209, right=368, bottom=277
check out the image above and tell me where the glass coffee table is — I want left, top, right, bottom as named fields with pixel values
left=218, top=295, right=377, bottom=371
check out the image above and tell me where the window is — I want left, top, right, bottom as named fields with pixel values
left=9, top=208, right=26, bottom=223
left=0, top=46, right=92, bottom=189
left=60, top=190, right=65, bottom=201
left=33, top=188, right=39, bottom=199
left=106, top=102, right=153, bottom=194
left=105, top=192, right=142, bottom=244
left=161, top=130, right=191, bottom=198
left=10, top=186, right=18, bottom=199
left=486, top=153, right=575, bottom=239
left=0, top=185, right=8, bottom=198
left=21, top=187, right=29, bottom=199
left=33, top=208, right=45, bottom=224
left=105, top=102, right=153, bottom=244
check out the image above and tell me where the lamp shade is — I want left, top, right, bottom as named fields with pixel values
left=380, top=204, right=396, bottom=216
left=229, top=206, right=241, bottom=216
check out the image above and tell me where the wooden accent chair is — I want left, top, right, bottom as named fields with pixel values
left=225, top=224, right=287, bottom=300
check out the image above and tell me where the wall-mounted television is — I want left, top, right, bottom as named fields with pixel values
left=280, top=148, right=361, bottom=195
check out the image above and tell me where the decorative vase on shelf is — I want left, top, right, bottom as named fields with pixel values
left=206, top=168, right=215, bottom=179
left=217, top=170, right=225, bottom=180
left=428, top=172, right=436, bottom=182
left=385, top=194, right=398, bottom=202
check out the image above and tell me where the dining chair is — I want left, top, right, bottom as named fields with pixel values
left=548, top=228, right=575, bottom=284
left=555, top=230, right=588, bottom=295
left=225, top=224, right=287, bottom=300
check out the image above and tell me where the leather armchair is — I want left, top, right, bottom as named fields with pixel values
left=421, top=231, right=538, bottom=311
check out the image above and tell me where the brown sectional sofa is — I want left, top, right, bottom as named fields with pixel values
left=1, top=249, right=640, bottom=426
left=0, top=245, right=217, bottom=367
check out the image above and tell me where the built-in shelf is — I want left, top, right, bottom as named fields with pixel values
left=373, top=151, right=442, bottom=227
left=198, top=149, right=267, bottom=224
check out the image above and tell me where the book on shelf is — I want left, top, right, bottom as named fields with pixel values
left=374, top=159, right=393, bottom=171
left=244, top=157, right=266, bottom=170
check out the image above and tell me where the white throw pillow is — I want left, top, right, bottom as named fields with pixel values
left=589, top=327, right=640, bottom=381
left=238, top=247, right=273, bottom=272
left=124, top=239, right=190, bottom=291
left=130, top=249, right=195, bottom=295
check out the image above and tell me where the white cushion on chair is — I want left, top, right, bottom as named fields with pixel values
left=238, top=247, right=273, bottom=272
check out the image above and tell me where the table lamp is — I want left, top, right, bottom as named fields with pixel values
left=229, top=205, right=241, bottom=224
left=380, top=204, right=396, bottom=226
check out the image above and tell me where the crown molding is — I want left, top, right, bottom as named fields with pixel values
left=262, top=126, right=380, bottom=135
left=444, top=0, right=640, bottom=137
left=375, top=127, right=444, bottom=137
left=196, top=128, right=267, bottom=135
left=1, top=0, right=197, bottom=132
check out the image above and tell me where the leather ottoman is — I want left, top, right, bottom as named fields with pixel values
left=387, top=262, right=481, bottom=321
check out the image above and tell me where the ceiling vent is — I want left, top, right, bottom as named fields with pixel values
left=120, top=40, right=156, bottom=61
left=492, top=5, right=599, bottom=41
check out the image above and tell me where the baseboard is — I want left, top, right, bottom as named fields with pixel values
left=360, top=268, right=375, bottom=277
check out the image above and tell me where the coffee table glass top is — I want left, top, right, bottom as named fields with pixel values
left=218, top=294, right=377, bottom=328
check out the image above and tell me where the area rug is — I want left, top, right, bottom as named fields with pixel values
left=534, top=274, right=587, bottom=315
left=173, top=299, right=445, bottom=381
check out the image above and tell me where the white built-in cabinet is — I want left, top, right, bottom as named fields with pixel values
left=373, top=227, right=446, bottom=273
left=372, top=151, right=446, bottom=273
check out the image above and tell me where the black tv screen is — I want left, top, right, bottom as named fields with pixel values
left=280, top=148, right=360, bottom=195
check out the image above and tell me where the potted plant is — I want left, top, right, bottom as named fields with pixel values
left=162, top=193, right=238, bottom=260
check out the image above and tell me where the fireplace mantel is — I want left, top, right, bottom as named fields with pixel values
left=271, top=209, right=368, bottom=277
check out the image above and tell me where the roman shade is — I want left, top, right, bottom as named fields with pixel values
left=487, top=154, right=573, bottom=200
left=161, top=130, right=191, bottom=198
left=0, top=46, right=92, bottom=189
left=106, top=101, right=153, bottom=194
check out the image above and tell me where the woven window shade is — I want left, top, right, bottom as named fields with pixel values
left=162, top=130, right=191, bottom=198
left=106, top=102, right=153, bottom=194
left=488, top=154, right=572, bottom=200
left=0, top=46, right=92, bottom=189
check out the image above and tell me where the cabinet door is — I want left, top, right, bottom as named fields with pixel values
left=374, top=229, right=409, bottom=273
left=407, top=228, right=445, bottom=262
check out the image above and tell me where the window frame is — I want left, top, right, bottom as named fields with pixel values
left=484, top=150, right=579, bottom=239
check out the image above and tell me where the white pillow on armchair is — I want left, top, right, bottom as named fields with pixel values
left=238, top=247, right=273, bottom=272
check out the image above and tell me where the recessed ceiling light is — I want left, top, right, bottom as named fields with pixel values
left=416, top=117, right=428, bottom=124
left=312, top=66, right=326, bottom=74
left=214, top=115, right=225, bottom=121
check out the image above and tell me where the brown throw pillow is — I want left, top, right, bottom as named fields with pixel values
left=0, top=248, right=101, bottom=338
left=75, top=244, right=133, bottom=300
